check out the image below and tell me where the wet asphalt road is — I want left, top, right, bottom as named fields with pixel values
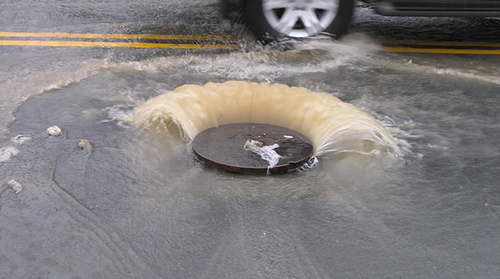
left=1, top=1, right=500, bottom=49
left=1, top=1, right=500, bottom=279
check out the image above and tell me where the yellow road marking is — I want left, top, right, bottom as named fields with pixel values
left=0, top=40, right=238, bottom=49
left=0, top=31, right=242, bottom=42
left=382, top=46, right=500, bottom=55
left=1, top=31, right=498, bottom=54
left=382, top=40, right=500, bottom=48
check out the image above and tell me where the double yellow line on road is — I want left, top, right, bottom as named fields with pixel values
left=1, top=31, right=499, bottom=54
left=381, top=40, right=500, bottom=55
left=0, top=31, right=240, bottom=49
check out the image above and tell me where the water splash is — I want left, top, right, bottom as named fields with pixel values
left=0, top=146, right=19, bottom=162
left=244, top=140, right=282, bottom=174
left=134, top=81, right=400, bottom=158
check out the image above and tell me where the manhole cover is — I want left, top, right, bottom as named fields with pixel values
left=191, top=123, right=313, bottom=174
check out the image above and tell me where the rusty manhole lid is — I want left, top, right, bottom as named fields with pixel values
left=191, top=123, right=313, bottom=174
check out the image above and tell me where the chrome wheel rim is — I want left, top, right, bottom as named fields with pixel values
left=263, top=0, right=339, bottom=38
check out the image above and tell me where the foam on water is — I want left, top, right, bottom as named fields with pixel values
left=133, top=81, right=400, bottom=158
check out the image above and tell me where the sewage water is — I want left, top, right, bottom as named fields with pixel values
left=133, top=81, right=400, bottom=156
left=1, top=37, right=500, bottom=278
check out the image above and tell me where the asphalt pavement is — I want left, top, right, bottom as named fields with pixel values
left=1, top=1, right=499, bottom=278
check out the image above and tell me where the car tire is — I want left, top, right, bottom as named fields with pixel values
left=244, top=0, right=355, bottom=42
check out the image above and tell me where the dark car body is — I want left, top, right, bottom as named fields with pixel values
left=374, top=0, right=500, bottom=17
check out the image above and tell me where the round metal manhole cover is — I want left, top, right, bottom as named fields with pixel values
left=191, top=123, right=313, bottom=174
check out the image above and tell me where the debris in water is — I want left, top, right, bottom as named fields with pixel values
left=77, top=139, right=89, bottom=149
left=244, top=139, right=282, bottom=174
left=243, top=139, right=264, bottom=151
left=7, top=179, right=22, bottom=194
left=11, top=134, right=31, bottom=144
left=46, top=126, right=62, bottom=136
left=0, top=146, right=19, bottom=162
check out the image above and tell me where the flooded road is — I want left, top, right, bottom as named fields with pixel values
left=1, top=1, right=500, bottom=278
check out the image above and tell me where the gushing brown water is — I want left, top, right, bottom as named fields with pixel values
left=133, top=81, right=400, bottom=157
